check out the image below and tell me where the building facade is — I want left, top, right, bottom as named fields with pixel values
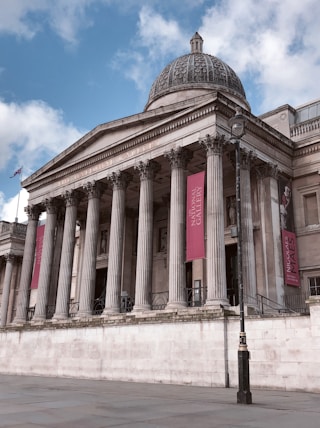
left=1, top=33, right=320, bottom=326
left=0, top=32, right=318, bottom=337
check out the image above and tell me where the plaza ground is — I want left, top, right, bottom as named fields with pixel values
left=0, top=374, right=319, bottom=427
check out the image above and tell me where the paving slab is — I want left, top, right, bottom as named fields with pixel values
left=0, top=375, right=319, bottom=428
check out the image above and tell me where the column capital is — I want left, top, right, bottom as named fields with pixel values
left=83, top=181, right=101, bottom=199
left=229, top=148, right=256, bottom=170
left=63, top=190, right=81, bottom=207
left=199, top=133, right=225, bottom=156
left=134, top=160, right=160, bottom=181
left=24, top=204, right=41, bottom=221
left=4, top=253, right=15, bottom=262
left=42, top=198, right=59, bottom=214
left=164, top=147, right=192, bottom=169
left=255, top=162, right=279, bottom=179
left=108, top=171, right=132, bottom=190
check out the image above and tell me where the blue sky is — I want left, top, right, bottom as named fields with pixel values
left=1, top=0, right=320, bottom=222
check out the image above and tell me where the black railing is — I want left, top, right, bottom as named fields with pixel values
left=256, top=294, right=296, bottom=315
left=68, top=301, right=79, bottom=317
left=120, top=296, right=134, bottom=313
left=26, top=306, right=35, bottom=321
left=283, top=293, right=309, bottom=314
left=151, top=291, right=169, bottom=310
left=92, top=297, right=105, bottom=315
left=185, top=286, right=207, bottom=307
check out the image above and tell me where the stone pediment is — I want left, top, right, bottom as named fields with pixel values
left=22, top=93, right=220, bottom=204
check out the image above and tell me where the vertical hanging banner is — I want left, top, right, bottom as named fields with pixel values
left=30, top=224, right=45, bottom=289
left=279, top=178, right=300, bottom=287
left=186, top=171, right=205, bottom=261
left=281, top=230, right=300, bottom=286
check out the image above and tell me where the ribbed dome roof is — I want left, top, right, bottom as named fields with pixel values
left=145, top=33, right=248, bottom=110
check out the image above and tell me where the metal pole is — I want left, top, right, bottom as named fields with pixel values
left=235, top=139, right=252, bottom=404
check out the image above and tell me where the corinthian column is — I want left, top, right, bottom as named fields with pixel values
left=200, top=134, right=229, bottom=307
left=103, top=171, right=130, bottom=314
left=1, top=254, right=15, bottom=327
left=240, top=151, right=257, bottom=302
left=78, top=182, right=101, bottom=318
left=133, top=161, right=159, bottom=312
left=14, top=205, right=41, bottom=323
left=33, top=198, right=58, bottom=321
left=165, top=147, right=192, bottom=309
left=53, top=191, right=79, bottom=320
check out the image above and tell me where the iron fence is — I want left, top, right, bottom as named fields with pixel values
left=151, top=291, right=169, bottom=310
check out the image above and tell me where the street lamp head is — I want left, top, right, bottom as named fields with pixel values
left=229, top=106, right=246, bottom=139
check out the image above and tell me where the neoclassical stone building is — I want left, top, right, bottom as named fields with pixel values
left=2, top=33, right=320, bottom=392
left=1, top=32, right=320, bottom=327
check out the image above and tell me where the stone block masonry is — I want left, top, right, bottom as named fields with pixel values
left=0, top=302, right=319, bottom=393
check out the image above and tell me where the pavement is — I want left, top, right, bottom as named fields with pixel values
left=0, top=375, right=319, bottom=428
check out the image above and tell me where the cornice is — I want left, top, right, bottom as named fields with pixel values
left=294, top=141, right=320, bottom=158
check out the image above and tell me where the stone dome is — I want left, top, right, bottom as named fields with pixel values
left=145, top=32, right=249, bottom=111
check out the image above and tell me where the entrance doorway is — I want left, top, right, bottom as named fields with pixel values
left=94, top=268, right=107, bottom=314
left=225, top=244, right=238, bottom=306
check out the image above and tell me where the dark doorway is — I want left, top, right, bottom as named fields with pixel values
left=94, top=268, right=107, bottom=314
left=186, top=261, right=193, bottom=306
left=226, top=244, right=238, bottom=306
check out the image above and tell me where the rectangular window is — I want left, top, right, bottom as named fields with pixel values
left=309, top=277, right=320, bottom=296
left=304, top=193, right=318, bottom=226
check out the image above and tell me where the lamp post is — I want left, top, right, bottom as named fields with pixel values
left=229, top=107, right=252, bottom=404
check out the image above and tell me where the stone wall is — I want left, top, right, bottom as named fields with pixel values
left=0, top=300, right=319, bottom=392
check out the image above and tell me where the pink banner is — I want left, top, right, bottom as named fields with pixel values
left=281, top=230, right=300, bottom=287
left=186, top=171, right=205, bottom=261
left=30, top=224, right=45, bottom=289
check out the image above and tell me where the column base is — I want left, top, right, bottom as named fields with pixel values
left=165, top=301, right=187, bottom=310
left=12, top=317, right=27, bottom=325
left=76, top=310, right=92, bottom=319
left=31, top=315, right=47, bottom=323
left=102, top=307, right=120, bottom=316
left=52, top=313, right=69, bottom=321
left=132, top=304, right=151, bottom=313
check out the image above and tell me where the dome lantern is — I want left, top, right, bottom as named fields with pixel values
left=190, top=32, right=203, bottom=54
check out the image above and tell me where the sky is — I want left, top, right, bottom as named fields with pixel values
left=0, top=0, right=320, bottom=223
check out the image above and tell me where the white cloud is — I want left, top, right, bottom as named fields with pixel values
left=0, top=188, right=29, bottom=223
left=0, top=98, right=85, bottom=222
left=0, top=99, right=85, bottom=171
left=0, top=0, right=102, bottom=44
left=199, top=0, right=320, bottom=112
left=112, top=6, right=187, bottom=95
left=137, top=5, right=187, bottom=59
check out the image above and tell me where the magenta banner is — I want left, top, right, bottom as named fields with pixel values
left=31, top=224, right=45, bottom=289
left=281, top=230, right=300, bottom=287
left=186, top=171, right=205, bottom=261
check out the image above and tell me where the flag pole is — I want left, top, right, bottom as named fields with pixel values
left=15, top=168, right=22, bottom=223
